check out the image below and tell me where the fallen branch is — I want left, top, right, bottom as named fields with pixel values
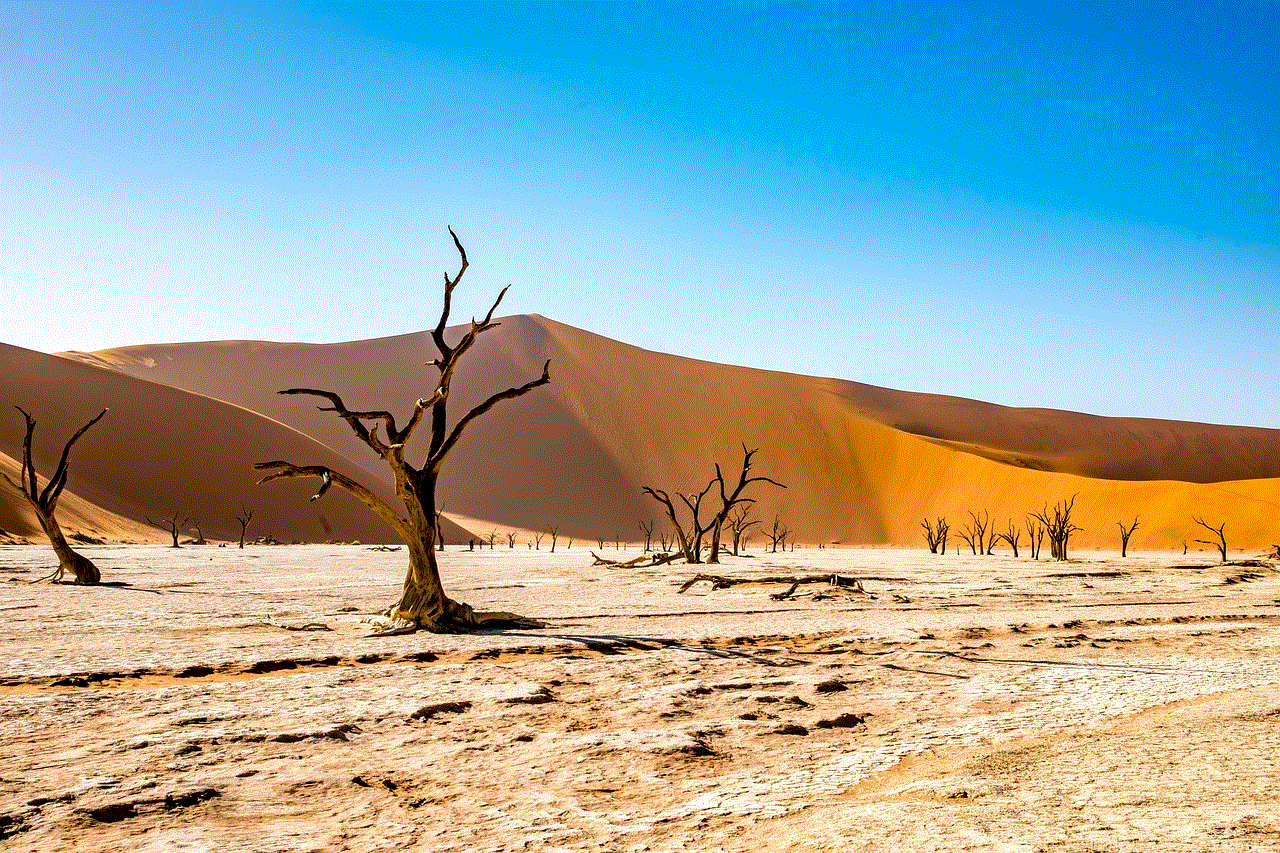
left=678, top=573, right=866, bottom=596
left=591, top=551, right=683, bottom=568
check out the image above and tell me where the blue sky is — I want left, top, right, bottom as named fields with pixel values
left=3, top=1, right=1278, bottom=427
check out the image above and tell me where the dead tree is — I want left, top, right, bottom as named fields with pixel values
left=765, top=516, right=790, bottom=553
left=235, top=505, right=254, bottom=549
left=1192, top=516, right=1228, bottom=562
left=1117, top=516, right=1140, bottom=557
left=2, top=407, right=106, bottom=584
left=1026, top=516, right=1045, bottom=559
left=656, top=529, right=671, bottom=552
left=642, top=478, right=713, bottom=563
left=187, top=520, right=207, bottom=545
left=533, top=531, right=544, bottom=550
left=957, top=514, right=980, bottom=555
left=484, top=529, right=498, bottom=550
left=963, top=510, right=994, bottom=555
left=638, top=519, right=654, bottom=552
left=547, top=526, right=559, bottom=553
left=256, top=230, right=550, bottom=632
left=434, top=505, right=446, bottom=552
left=642, top=446, right=783, bottom=564
left=505, top=531, right=517, bottom=548
left=996, top=519, right=1021, bottom=557
left=706, top=447, right=783, bottom=563
left=921, top=516, right=949, bottom=554
left=727, top=504, right=759, bottom=556
left=1032, top=496, right=1080, bottom=561
left=147, top=511, right=190, bottom=548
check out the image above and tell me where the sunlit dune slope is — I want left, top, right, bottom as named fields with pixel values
left=0, top=344, right=472, bottom=545
left=65, top=315, right=1280, bottom=551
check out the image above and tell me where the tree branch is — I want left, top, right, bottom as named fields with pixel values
left=15, top=407, right=37, bottom=501
left=429, top=359, right=550, bottom=472
left=431, top=226, right=469, bottom=357
left=279, top=389, right=394, bottom=456
left=41, top=409, right=107, bottom=509
left=254, top=461, right=410, bottom=537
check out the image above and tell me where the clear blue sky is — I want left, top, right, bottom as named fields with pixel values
left=3, top=1, right=1278, bottom=427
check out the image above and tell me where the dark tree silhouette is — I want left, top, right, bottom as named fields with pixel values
left=1117, top=516, right=1140, bottom=557
left=921, top=516, right=949, bottom=554
left=3, top=407, right=106, bottom=584
left=638, top=519, right=654, bottom=552
left=996, top=519, right=1021, bottom=557
left=1032, top=496, right=1081, bottom=561
left=1192, top=516, right=1228, bottom=562
left=235, top=505, right=254, bottom=549
left=146, top=511, right=190, bottom=549
left=1025, top=516, right=1046, bottom=560
left=727, top=504, right=759, bottom=556
left=765, top=516, right=790, bottom=553
left=642, top=446, right=783, bottom=564
left=256, top=230, right=550, bottom=633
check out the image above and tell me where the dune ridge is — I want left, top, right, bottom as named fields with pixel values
left=34, top=314, right=1276, bottom=553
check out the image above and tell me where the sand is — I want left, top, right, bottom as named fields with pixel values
left=2, top=544, right=1277, bottom=852
left=43, top=314, right=1280, bottom=551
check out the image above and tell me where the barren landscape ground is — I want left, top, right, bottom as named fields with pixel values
left=2, top=544, right=1278, bottom=852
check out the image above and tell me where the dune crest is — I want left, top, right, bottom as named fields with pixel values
left=30, top=315, right=1274, bottom=553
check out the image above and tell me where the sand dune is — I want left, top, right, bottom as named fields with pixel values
left=0, top=451, right=160, bottom=544
left=0, top=344, right=472, bottom=546
left=53, top=314, right=1279, bottom=553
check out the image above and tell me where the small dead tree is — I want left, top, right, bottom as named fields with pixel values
left=147, top=511, right=190, bottom=548
left=727, top=504, right=759, bottom=556
left=434, top=505, right=446, bottom=552
left=1192, top=516, right=1228, bottom=562
left=765, top=516, right=790, bottom=553
left=957, top=514, right=980, bottom=555
left=2, top=407, right=106, bottom=584
left=921, top=516, right=949, bottom=554
left=1026, top=516, right=1045, bottom=559
left=656, top=529, right=672, bottom=552
left=642, top=446, right=783, bottom=565
left=187, top=520, right=207, bottom=545
left=505, top=531, right=517, bottom=548
left=964, top=510, right=994, bottom=555
left=255, top=230, right=550, bottom=632
left=235, top=505, right=254, bottom=549
left=1032, top=496, right=1081, bottom=561
left=638, top=519, right=654, bottom=552
left=1117, top=516, right=1140, bottom=557
left=996, top=519, right=1021, bottom=557
left=547, top=526, right=559, bottom=553
left=533, top=531, right=544, bottom=550
left=484, top=529, right=498, bottom=550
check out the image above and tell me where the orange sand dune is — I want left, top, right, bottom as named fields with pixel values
left=0, top=451, right=162, bottom=544
left=0, top=344, right=472, bottom=545
left=65, top=315, right=1280, bottom=553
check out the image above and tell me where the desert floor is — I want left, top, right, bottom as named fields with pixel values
left=1, top=544, right=1278, bottom=852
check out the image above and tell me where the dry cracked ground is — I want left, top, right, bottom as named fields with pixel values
left=1, top=544, right=1278, bottom=852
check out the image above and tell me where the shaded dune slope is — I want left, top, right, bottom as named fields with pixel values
left=65, top=315, right=1280, bottom=552
left=0, top=344, right=471, bottom=545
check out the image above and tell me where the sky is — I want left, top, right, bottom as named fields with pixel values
left=2, top=1, right=1278, bottom=427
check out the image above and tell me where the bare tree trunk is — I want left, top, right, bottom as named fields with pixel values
left=4, top=407, right=106, bottom=584
left=256, top=230, right=549, bottom=633
left=37, top=507, right=100, bottom=584
left=707, top=521, right=724, bottom=563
